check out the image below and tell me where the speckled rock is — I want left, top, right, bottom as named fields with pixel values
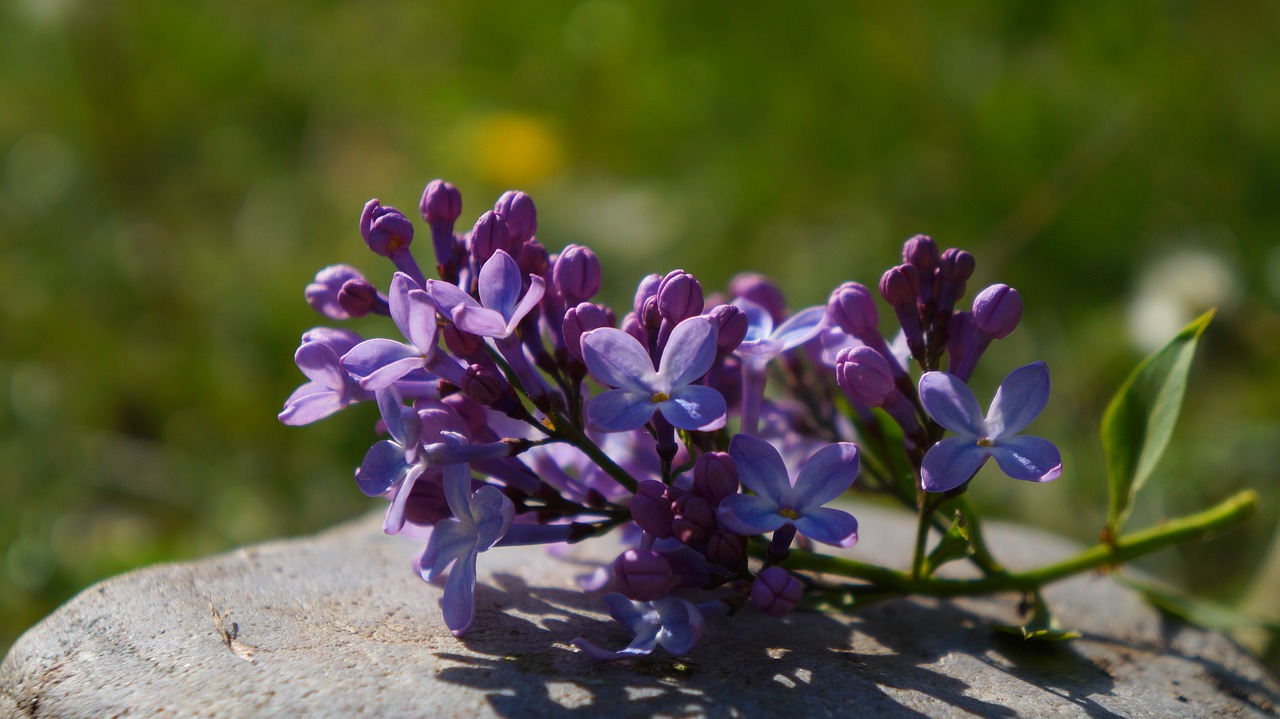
left=3, top=504, right=1277, bottom=718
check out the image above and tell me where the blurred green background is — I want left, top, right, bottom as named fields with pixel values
left=3, top=1, right=1279, bottom=658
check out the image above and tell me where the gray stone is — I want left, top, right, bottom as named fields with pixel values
left=2, top=503, right=1277, bottom=718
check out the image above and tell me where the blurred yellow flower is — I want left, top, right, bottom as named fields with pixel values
left=470, top=113, right=565, bottom=188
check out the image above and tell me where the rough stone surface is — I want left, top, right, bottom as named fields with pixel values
left=2, top=504, right=1277, bottom=718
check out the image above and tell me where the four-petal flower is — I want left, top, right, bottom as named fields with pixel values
left=717, top=434, right=860, bottom=547
left=341, top=273, right=446, bottom=391
left=581, top=316, right=726, bottom=432
left=570, top=594, right=708, bottom=660
left=918, top=361, right=1063, bottom=493
left=427, top=250, right=545, bottom=339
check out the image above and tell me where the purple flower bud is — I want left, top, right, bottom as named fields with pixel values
left=419, top=180, right=462, bottom=225
left=552, top=244, right=602, bottom=304
left=337, top=278, right=381, bottom=318
left=461, top=364, right=506, bottom=406
left=972, top=284, right=1022, bottom=339
left=879, top=264, right=921, bottom=308
left=750, top=566, right=802, bottom=618
left=633, top=274, right=662, bottom=316
left=672, top=493, right=715, bottom=545
left=437, top=395, right=487, bottom=437
left=360, top=200, right=415, bottom=256
left=493, top=190, right=537, bottom=247
left=937, top=248, right=975, bottom=307
left=704, top=354, right=743, bottom=411
left=469, top=211, right=511, bottom=265
left=692, top=452, right=738, bottom=504
left=708, top=304, right=748, bottom=353
left=657, top=270, right=704, bottom=323
left=520, top=239, right=551, bottom=278
left=903, top=234, right=940, bottom=274
left=402, top=478, right=453, bottom=526
left=613, top=549, right=674, bottom=602
left=305, top=264, right=365, bottom=319
left=706, top=530, right=746, bottom=569
left=730, top=273, right=787, bottom=325
left=443, top=324, right=483, bottom=358
left=563, top=302, right=609, bottom=362
left=641, top=296, right=663, bottom=335
left=835, top=346, right=896, bottom=407
left=621, top=311, right=647, bottom=346
left=630, top=481, right=674, bottom=539
left=827, top=282, right=879, bottom=337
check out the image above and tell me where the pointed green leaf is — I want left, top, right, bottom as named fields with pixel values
left=994, top=592, right=1081, bottom=641
left=922, top=512, right=972, bottom=577
left=1103, top=310, right=1214, bottom=534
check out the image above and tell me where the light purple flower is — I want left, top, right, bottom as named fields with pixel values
left=279, top=328, right=370, bottom=425
left=918, top=361, right=1063, bottom=493
left=418, top=432, right=515, bottom=637
left=717, top=434, right=860, bottom=547
left=427, top=250, right=546, bottom=340
left=342, top=273, right=455, bottom=391
left=580, top=316, right=726, bottom=432
left=733, top=299, right=827, bottom=368
left=305, top=264, right=366, bottom=320
left=570, top=594, right=708, bottom=660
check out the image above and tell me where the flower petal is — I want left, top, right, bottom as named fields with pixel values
left=772, top=305, right=827, bottom=351
left=342, top=339, right=420, bottom=389
left=716, top=494, right=788, bottom=535
left=918, top=371, right=986, bottom=437
left=920, top=436, right=989, bottom=493
left=733, top=298, right=774, bottom=343
left=659, top=385, right=727, bottom=431
left=453, top=303, right=511, bottom=338
left=426, top=279, right=481, bottom=321
left=581, top=328, right=658, bottom=392
left=728, top=434, right=791, bottom=505
left=654, top=597, right=706, bottom=655
left=478, top=250, right=522, bottom=320
left=278, top=384, right=344, bottom=426
left=470, top=485, right=515, bottom=550
left=793, top=442, right=859, bottom=509
left=442, top=547, right=479, bottom=636
left=588, top=389, right=658, bottom=432
left=388, top=273, right=416, bottom=340
left=504, top=274, right=546, bottom=333
left=985, top=361, right=1050, bottom=438
left=657, top=316, right=718, bottom=388
left=989, top=435, right=1063, bottom=482
left=420, top=519, right=474, bottom=580
left=793, top=506, right=859, bottom=547
left=354, top=439, right=410, bottom=497
left=405, top=289, right=439, bottom=353
left=294, top=341, right=346, bottom=390
left=382, top=464, right=427, bottom=535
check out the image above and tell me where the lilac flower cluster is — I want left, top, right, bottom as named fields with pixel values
left=282, top=180, right=1062, bottom=656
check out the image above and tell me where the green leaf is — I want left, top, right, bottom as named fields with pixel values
left=1120, top=576, right=1280, bottom=633
left=921, top=511, right=971, bottom=577
left=994, top=592, right=1081, bottom=641
left=1103, top=310, right=1214, bottom=534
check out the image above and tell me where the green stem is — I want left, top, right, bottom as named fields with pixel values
left=950, top=496, right=1006, bottom=575
left=786, top=489, right=1257, bottom=597
left=547, top=410, right=639, bottom=494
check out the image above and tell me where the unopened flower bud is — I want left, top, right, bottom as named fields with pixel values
left=336, top=278, right=381, bottom=318
left=461, top=364, right=506, bottom=406
left=469, top=211, right=511, bottom=265
left=937, top=248, right=975, bottom=307
left=709, top=304, right=748, bottom=354
left=563, top=302, right=609, bottom=362
left=641, top=296, right=662, bottom=335
left=519, top=239, right=551, bottom=278
left=827, top=282, right=879, bottom=337
left=613, top=549, right=674, bottom=601
left=903, top=234, right=940, bottom=274
left=443, top=324, right=483, bottom=358
left=360, top=200, right=414, bottom=256
left=621, top=311, right=647, bottom=346
left=657, top=270, right=704, bottom=322
left=835, top=346, right=896, bottom=407
left=419, top=180, right=462, bottom=225
left=879, top=264, right=921, bottom=308
left=706, top=530, right=746, bottom=569
left=633, top=274, right=662, bottom=315
left=493, top=190, right=537, bottom=247
left=552, top=244, right=602, bottom=304
left=672, top=493, right=716, bottom=545
left=437, top=395, right=488, bottom=437
left=630, top=481, right=674, bottom=539
left=692, top=452, right=738, bottom=504
left=972, top=284, right=1022, bottom=339
left=751, top=566, right=802, bottom=618
left=730, top=273, right=787, bottom=325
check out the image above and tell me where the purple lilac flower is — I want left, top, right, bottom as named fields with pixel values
left=418, top=431, right=515, bottom=637
left=732, top=299, right=827, bottom=435
left=580, top=315, right=726, bottom=432
left=571, top=594, right=710, bottom=660
left=918, top=361, right=1062, bottom=493
left=341, top=273, right=463, bottom=390
left=751, top=566, right=803, bottom=618
left=427, top=250, right=545, bottom=340
left=279, top=328, right=371, bottom=425
left=717, top=434, right=860, bottom=547
left=305, top=265, right=367, bottom=320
